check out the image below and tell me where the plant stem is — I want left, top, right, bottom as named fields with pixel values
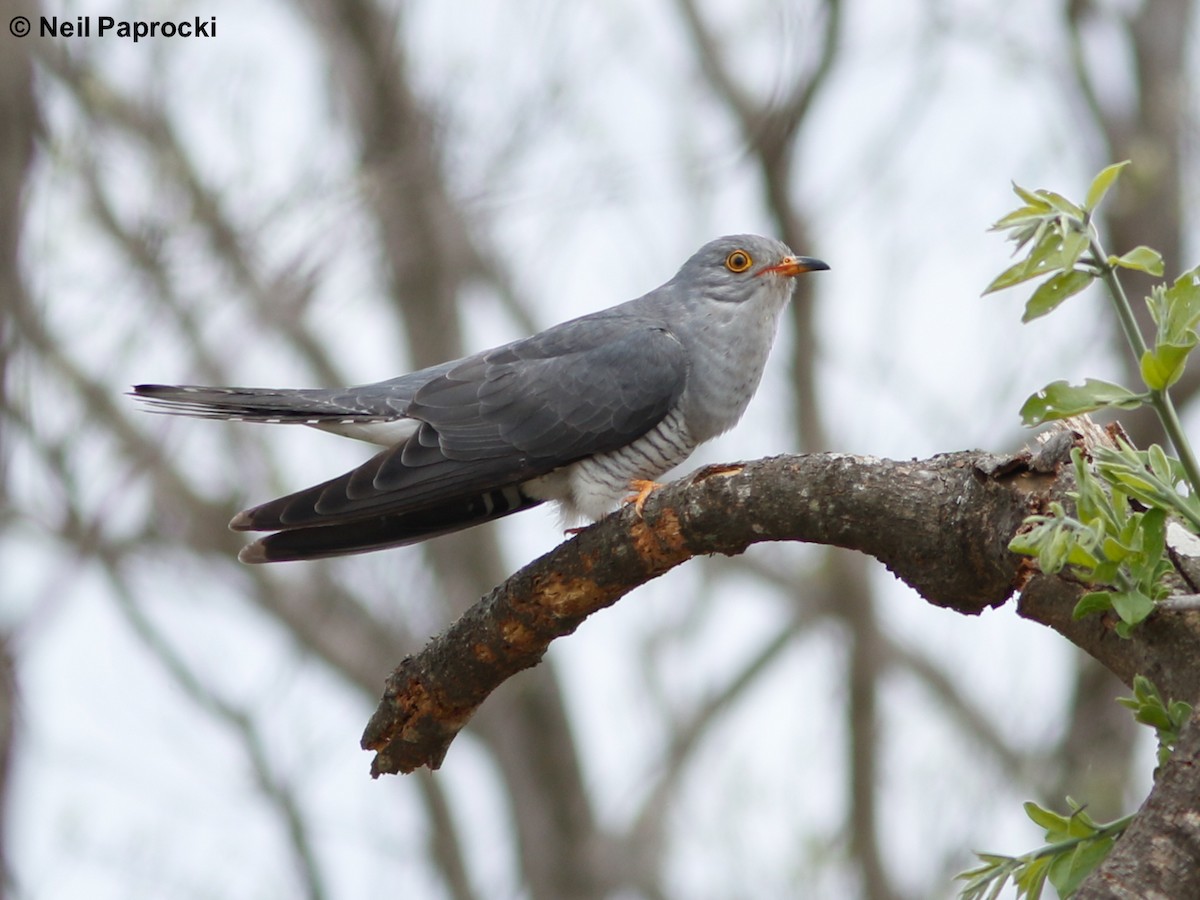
left=1092, top=237, right=1200, bottom=500
left=1092, top=237, right=1148, bottom=357
left=1027, top=812, right=1134, bottom=863
left=1152, top=391, right=1200, bottom=502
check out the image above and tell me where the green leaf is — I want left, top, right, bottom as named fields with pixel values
left=1136, top=704, right=1173, bottom=733
left=1073, top=591, right=1114, bottom=619
left=1159, top=268, right=1200, bottom=342
left=1005, top=218, right=1051, bottom=255
left=1013, top=182, right=1052, bottom=212
left=1112, top=245, right=1165, bottom=276
left=1147, top=284, right=1169, bottom=328
left=1041, top=528, right=1070, bottom=574
left=1019, top=379, right=1145, bottom=426
left=1022, top=269, right=1094, bottom=322
left=1027, top=229, right=1071, bottom=270
left=974, top=852, right=1016, bottom=867
left=1024, top=801, right=1069, bottom=834
left=1120, top=676, right=1192, bottom=755
left=1168, top=699, right=1193, bottom=726
left=1063, top=800, right=1101, bottom=835
left=1133, top=674, right=1160, bottom=702
left=1038, top=190, right=1086, bottom=219
left=1110, top=589, right=1156, bottom=627
left=1066, top=540, right=1101, bottom=568
left=1099, top=535, right=1131, bottom=562
left=990, top=206, right=1052, bottom=232
left=1073, top=453, right=1119, bottom=527
left=1098, top=466, right=1171, bottom=507
left=1135, top=508, right=1167, bottom=574
left=985, top=241, right=1061, bottom=296
left=1014, top=856, right=1050, bottom=899
left=1140, top=341, right=1195, bottom=391
left=956, top=854, right=1020, bottom=900
left=1084, top=160, right=1130, bottom=211
left=1048, top=835, right=1116, bottom=897
left=1061, top=227, right=1091, bottom=269
left=1147, top=444, right=1174, bottom=482
left=984, top=260, right=1040, bottom=295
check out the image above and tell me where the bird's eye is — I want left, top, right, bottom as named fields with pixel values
left=724, top=250, right=753, bottom=273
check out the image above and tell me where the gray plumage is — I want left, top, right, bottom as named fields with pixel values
left=132, top=234, right=828, bottom=562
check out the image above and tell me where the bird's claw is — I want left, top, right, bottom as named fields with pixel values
left=623, top=479, right=664, bottom=517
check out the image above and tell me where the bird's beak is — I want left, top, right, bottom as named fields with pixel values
left=759, top=255, right=830, bottom=277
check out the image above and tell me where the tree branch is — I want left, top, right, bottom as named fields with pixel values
left=363, top=447, right=1037, bottom=775
left=1017, top=575, right=1200, bottom=709
left=1077, top=705, right=1200, bottom=898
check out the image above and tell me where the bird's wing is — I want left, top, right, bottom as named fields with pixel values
left=232, top=323, right=688, bottom=531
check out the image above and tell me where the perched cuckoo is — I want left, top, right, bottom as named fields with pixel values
left=133, top=234, right=828, bottom=562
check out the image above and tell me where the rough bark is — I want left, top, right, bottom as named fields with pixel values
left=1078, top=710, right=1200, bottom=898
left=363, top=447, right=1043, bottom=774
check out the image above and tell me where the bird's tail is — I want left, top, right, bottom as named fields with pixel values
left=236, top=488, right=545, bottom=563
left=130, top=384, right=392, bottom=423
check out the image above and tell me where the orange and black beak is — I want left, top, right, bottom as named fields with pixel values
left=758, top=255, right=830, bottom=277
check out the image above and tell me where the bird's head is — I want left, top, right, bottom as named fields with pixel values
left=674, top=234, right=829, bottom=303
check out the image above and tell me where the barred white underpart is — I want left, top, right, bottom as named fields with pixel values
left=481, top=485, right=526, bottom=516
left=525, top=407, right=696, bottom=521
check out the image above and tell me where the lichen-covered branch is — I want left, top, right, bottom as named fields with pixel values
left=364, top=447, right=1041, bottom=775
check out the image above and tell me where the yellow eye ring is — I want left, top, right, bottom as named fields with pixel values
left=725, top=250, right=753, bottom=273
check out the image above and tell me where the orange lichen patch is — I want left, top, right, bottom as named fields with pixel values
left=691, top=462, right=744, bottom=481
left=533, top=571, right=604, bottom=618
left=499, top=617, right=539, bottom=646
left=363, top=676, right=431, bottom=750
left=629, top=508, right=688, bottom=570
left=399, top=676, right=430, bottom=710
left=1010, top=555, right=1038, bottom=591
left=472, top=641, right=497, bottom=663
left=577, top=550, right=597, bottom=575
left=362, top=730, right=390, bottom=752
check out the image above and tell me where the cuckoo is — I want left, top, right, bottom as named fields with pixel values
left=133, top=234, right=828, bottom=562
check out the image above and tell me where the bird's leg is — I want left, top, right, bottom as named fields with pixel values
left=563, top=478, right=665, bottom=536
left=623, top=479, right=665, bottom=517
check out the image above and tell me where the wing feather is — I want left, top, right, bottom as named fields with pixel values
left=234, top=324, right=687, bottom=531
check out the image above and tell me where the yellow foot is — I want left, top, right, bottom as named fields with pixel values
left=623, top=479, right=664, bottom=517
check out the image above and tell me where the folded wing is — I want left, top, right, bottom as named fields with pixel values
left=133, top=320, right=688, bottom=559
left=232, top=324, right=687, bottom=532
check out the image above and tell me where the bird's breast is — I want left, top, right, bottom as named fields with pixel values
left=679, top=297, right=787, bottom=441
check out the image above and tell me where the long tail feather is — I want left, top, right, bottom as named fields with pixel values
left=238, top=489, right=543, bottom=562
left=130, top=384, right=394, bottom=423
